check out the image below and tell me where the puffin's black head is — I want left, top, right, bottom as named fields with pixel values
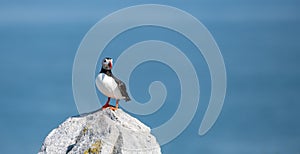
left=102, top=57, right=113, bottom=70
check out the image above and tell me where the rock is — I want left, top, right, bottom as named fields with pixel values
left=38, top=109, right=161, bottom=154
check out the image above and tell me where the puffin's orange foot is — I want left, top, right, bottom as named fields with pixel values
left=109, top=106, right=118, bottom=111
left=101, top=104, right=110, bottom=110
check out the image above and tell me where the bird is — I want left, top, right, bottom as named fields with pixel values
left=95, top=57, right=131, bottom=111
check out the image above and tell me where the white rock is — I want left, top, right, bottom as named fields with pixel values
left=38, top=109, right=161, bottom=154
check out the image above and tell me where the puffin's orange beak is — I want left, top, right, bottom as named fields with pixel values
left=108, top=61, right=112, bottom=69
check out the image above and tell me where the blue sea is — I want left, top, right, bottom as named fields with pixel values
left=0, top=0, right=299, bottom=153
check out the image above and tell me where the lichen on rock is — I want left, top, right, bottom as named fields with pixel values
left=83, top=140, right=102, bottom=154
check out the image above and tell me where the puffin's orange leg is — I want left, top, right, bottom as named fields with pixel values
left=109, top=100, right=119, bottom=111
left=101, top=97, right=111, bottom=109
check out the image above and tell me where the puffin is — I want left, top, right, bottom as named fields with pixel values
left=95, top=57, right=131, bottom=110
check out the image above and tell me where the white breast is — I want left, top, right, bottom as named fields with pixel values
left=95, top=73, right=124, bottom=99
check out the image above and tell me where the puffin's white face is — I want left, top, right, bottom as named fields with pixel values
left=102, top=58, right=113, bottom=70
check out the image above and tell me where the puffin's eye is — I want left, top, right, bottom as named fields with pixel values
left=103, top=59, right=106, bottom=63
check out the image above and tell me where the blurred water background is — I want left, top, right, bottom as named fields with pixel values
left=0, top=0, right=299, bottom=153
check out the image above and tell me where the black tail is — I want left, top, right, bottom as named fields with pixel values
left=125, top=96, right=131, bottom=102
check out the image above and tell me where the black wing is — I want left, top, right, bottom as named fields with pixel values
left=112, top=75, right=131, bottom=102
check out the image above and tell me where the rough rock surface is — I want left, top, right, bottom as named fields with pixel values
left=38, top=109, right=161, bottom=154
